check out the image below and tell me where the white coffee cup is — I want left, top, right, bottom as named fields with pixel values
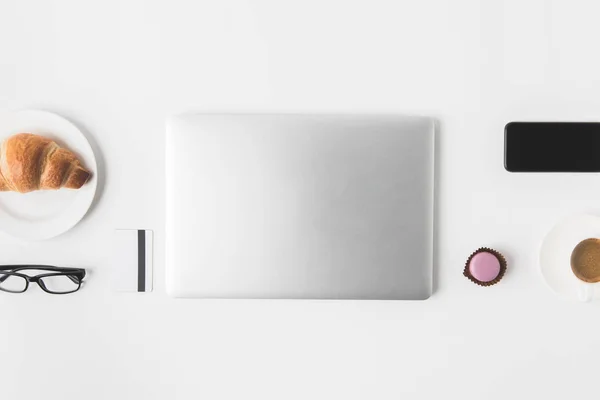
left=539, top=215, right=600, bottom=302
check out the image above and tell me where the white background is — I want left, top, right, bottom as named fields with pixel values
left=2, top=0, right=600, bottom=399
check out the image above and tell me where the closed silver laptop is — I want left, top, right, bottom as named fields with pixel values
left=166, top=114, right=435, bottom=299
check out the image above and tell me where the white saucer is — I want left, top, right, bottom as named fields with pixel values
left=0, top=110, right=97, bottom=240
left=540, top=214, right=600, bottom=302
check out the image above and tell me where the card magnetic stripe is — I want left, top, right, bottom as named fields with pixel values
left=138, top=230, right=146, bottom=292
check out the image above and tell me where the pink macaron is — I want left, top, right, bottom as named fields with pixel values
left=464, top=248, right=507, bottom=286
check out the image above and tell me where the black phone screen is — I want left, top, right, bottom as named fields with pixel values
left=504, top=122, right=600, bottom=172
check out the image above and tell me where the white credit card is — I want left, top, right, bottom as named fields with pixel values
left=112, top=230, right=153, bottom=292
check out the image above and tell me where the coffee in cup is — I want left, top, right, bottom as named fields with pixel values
left=571, top=238, right=600, bottom=283
left=570, top=238, right=600, bottom=302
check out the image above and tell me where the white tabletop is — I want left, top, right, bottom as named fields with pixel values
left=2, top=1, right=600, bottom=399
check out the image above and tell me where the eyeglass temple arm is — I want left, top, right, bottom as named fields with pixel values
left=0, top=265, right=60, bottom=272
left=0, top=265, right=25, bottom=271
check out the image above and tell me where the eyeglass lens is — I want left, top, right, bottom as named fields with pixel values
left=0, top=273, right=27, bottom=293
left=39, top=275, right=80, bottom=294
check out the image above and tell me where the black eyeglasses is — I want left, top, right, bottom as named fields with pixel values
left=0, top=265, right=86, bottom=294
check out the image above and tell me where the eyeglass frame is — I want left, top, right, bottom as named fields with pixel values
left=0, top=265, right=86, bottom=294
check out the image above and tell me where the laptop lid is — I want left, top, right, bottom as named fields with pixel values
left=166, top=114, right=435, bottom=299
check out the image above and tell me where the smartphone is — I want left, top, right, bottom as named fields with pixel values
left=504, top=122, right=600, bottom=172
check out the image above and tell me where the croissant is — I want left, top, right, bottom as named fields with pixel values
left=0, top=133, right=91, bottom=193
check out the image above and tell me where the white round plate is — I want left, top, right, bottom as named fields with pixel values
left=539, top=214, right=600, bottom=301
left=0, top=110, right=97, bottom=240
